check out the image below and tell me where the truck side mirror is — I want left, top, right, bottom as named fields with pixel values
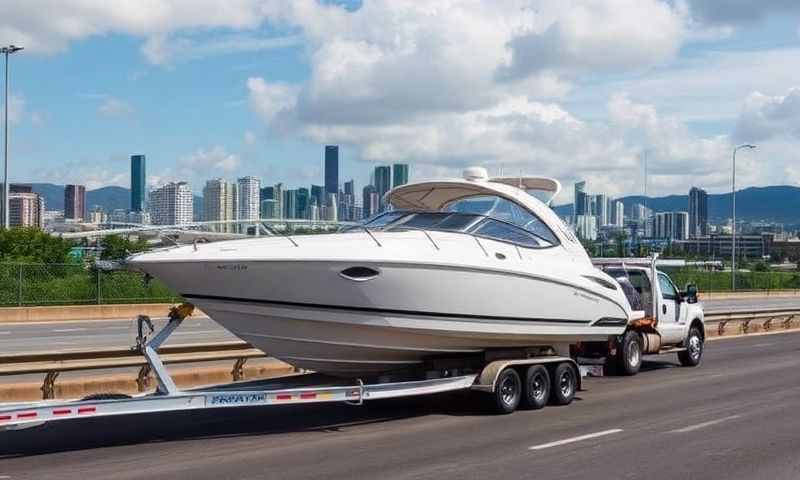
left=685, top=283, right=698, bottom=304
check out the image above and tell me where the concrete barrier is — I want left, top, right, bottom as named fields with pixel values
left=0, top=360, right=295, bottom=402
left=0, top=303, right=207, bottom=323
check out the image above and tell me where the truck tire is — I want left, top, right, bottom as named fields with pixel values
left=491, top=368, right=522, bottom=414
left=678, top=326, right=704, bottom=367
left=549, top=363, right=577, bottom=406
left=617, top=330, right=642, bottom=376
left=522, top=365, right=550, bottom=410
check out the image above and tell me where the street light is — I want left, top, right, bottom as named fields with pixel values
left=731, top=143, right=756, bottom=290
left=1, top=44, right=23, bottom=229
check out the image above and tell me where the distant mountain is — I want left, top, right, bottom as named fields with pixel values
left=553, top=185, right=800, bottom=225
left=28, top=183, right=203, bottom=216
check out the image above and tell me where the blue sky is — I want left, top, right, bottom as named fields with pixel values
left=2, top=1, right=800, bottom=202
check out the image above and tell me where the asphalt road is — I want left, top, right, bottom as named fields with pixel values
left=2, top=330, right=800, bottom=479
left=0, top=296, right=797, bottom=355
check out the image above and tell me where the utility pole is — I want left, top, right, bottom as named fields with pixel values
left=2, top=45, right=24, bottom=229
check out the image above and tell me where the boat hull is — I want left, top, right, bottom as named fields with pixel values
left=136, top=258, right=630, bottom=376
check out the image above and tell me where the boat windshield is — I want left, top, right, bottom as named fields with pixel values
left=359, top=196, right=560, bottom=249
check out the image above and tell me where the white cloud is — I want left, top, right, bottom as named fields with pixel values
left=734, top=87, right=800, bottom=142
left=98, top=97, right=135, bottom=117
left=178, top=146, right=240, bottom=173
left=141, top=32, right=301, bottom=65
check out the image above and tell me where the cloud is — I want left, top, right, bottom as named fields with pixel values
left=500, top=0, right=684, bottom=80
left=141, top=32, right=302, bottom=65
left=178, top=146, right=241, bottom=173
left=243, top=130, right=257, bottom=145
left=734, top=87, right=800, bottom=142
left=5, top=94, right=25, bottom=124
left=98, top=97, right=135, bottom=117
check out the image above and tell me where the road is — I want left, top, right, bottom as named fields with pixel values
left=0, top=296, right=798, bottom=354
left=2, top=330, right=800, bottom=479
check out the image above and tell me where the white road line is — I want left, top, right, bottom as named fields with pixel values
left=174, top=330, right=220, bottom=335
left=52, top=328, right=87, bottom=333
left=529, top=429, right=623, bottom=451
left=0, top=331, right=10, bottom=335
left=669, top=415, right=742, bottom=434
left=751, top=343, right=775, bottom=348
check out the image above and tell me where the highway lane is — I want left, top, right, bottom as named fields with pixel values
left=0, top=295, right=797, bottom=355
left=2, top=330, right=800, bottom=479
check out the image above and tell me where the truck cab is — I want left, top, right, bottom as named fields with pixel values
left=582, top=256, right=706, bottom=375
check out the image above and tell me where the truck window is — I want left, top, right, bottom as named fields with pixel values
left=658, top=273, right=677, bottom=300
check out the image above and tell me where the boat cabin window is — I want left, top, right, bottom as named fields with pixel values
left=471, top=219, right=542, bottom=248
left=363, top=211, right=407, bottom=228
left=445, top=195, right=559, bottom=246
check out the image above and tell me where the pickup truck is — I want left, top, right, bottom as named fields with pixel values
left=578, top=256, right=706, bottom=376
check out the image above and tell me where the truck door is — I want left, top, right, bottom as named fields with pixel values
left=657, top=273, right=684, bottom=344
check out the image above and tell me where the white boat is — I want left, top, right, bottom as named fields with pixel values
left=126, top=167, right=634, bottom=376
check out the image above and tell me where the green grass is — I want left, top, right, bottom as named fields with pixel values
left=667, top=269, right=800, bottom=292
left=0, top=263, right=180, bottom=307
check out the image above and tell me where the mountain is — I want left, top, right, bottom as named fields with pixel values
left=553, top=185, right=800, bottom=225
left=28, top=183, right=202, bottom=216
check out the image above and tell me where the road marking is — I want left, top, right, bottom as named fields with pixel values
left=0, top=331, right=10, bottom=335
left=174, top=330, right=219, bottom=335
left=102, top=326, right=129, bottom=331
left=529, top=429, right=623, bottom=451
left=53, top=328, right=87, bottom=333
left=751, top=343, right=775, bottom=348
left=669, top=415, right=741, bottom=433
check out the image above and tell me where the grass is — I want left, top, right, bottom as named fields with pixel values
left=667, top=269, right=800, bottom=292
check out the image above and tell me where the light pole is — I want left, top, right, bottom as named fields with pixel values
left=731, top=143, right=756, bottom=290
left=2, top=45, right=23, bottom=229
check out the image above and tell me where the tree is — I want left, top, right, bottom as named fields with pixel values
left=100, top=235, right=149, bottom=260
left=0, top=227, right=74, bottom=263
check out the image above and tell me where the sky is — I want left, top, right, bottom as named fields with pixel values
left=1, top=0, right=800, bottom=204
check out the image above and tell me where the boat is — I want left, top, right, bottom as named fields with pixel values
left=126, top=167, right=634, bottom=376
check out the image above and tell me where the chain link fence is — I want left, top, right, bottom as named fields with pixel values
left=0, top=263, right=180, bottom=307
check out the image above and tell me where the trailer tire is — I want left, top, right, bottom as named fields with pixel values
left=491, top=368, right=522, bottom=414
left=522, top=365, right=550, bottom=410
left=617, top=330, right=642, bottom=376
left=549, top=363, right=577, bottom=406
left=678, top=326, right=704, bottom=367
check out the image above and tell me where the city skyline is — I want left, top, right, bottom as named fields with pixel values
left=2, top=3, right=800, bottom=202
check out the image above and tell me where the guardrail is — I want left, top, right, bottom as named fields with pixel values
left=1, top=308, right=798, bottom=400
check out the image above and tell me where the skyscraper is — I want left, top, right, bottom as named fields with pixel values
left=392, top=164, right=409, bottom=188
left=283, top=189, right=297, bottom=220
left=652, top=211, right=689, bottom=241
left=595, top=194, right=609, bottom=227
left=296, top=187, right=310, bottom=219
left=611, top=200, right=624, bottom=227
left=130, top=154, right=146, bottom=212
left=237, top=176, right=261, bottom=221
left=688, top=187, right=708, bottom=237
left=573, top=181, right=587, bottom=223
left=374, top=166, right=391, bottom=212
left=64, top=184, right=86, bottom=221
left=325, top=145, right=339, bottom=196
left=203, top=179, right=236, bottom=232
left=310, top=184, right=324, bottom=209
left=149, top=182, right=193, bottom=225
left=9, top=191, right=44, bottom=228
left=362, top=185, right=379, bottom=219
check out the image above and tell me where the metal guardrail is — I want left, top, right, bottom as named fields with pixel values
left=1, top=309, right=798, bottom=400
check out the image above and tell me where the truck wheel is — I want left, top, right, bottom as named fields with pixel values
left=678, top=326, right=704, bottom=367
left=617, top=330, right=642, bottom=376
left=491, top=368, right=522, bottom=414
left=522, top=365, right=550, bottom=410
left=550, top=363, right=577, bottom=406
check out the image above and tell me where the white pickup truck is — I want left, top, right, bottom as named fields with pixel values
left=578, top=256, right=706, bottom=376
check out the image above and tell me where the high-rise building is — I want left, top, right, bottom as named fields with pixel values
left=88, top=207, right=106, bottom=224
left=296, top=188, right=310, bottom=219
left=392, top=164, right=409, bottom=188
left=374, top=166, right=391, bottom=212
left=325, top=145, right=339, bottom=196
left=362, top=185, right=379, bottom=219
left=64, top=184, right=86, bottom=221
left=573, top=181, right=587, bottom=223
left=203, top=178, right=236, bottom=232
left=283, top=189, right=297, bottom=220
left=574, top=214, right=597, bottom=241
left=611, top=200, right=624, bottom=228
left=149, top=182, right=193, bottom=225
left=9, top=191, right=44, bottom=228
left=310, top=184, right=324, bottom=209
left=130, top=154, right=146, bottom=212
left=237, top=176, right=261, bottom=221
left=688, top=187, right=708, bottom=238
left=595, top=194, right=609, bottom=227
left=651, top=211, right=689, bottom=241
left=631, top=203, right=652, bottom=222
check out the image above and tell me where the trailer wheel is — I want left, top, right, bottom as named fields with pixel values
left=617, top=330, right=642, bottom=376
left=491, top=368, right=522, bottom=414
left=550, top=363, right=577, bottom=406
left=678, top=326, right=704, bottom=367
left=522, top=365, right=550, bottom=410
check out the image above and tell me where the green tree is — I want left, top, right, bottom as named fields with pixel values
left=0, top=228, right=74, bottom=263
left=100, top=235, right=149, bottom=260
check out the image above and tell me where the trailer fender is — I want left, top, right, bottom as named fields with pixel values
left=472, top=357, right=581, bottom=393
